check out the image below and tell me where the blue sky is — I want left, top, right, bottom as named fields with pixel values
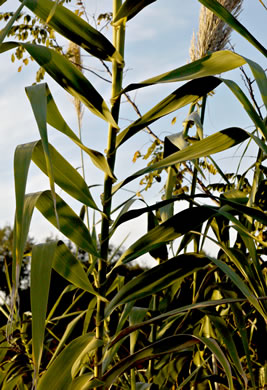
left=0, top=0, right=266, bottom=262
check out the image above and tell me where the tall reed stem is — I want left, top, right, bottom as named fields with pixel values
left=95, top=0, right=125, bottom=383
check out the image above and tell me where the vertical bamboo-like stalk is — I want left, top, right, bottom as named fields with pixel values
left=94, top=0, right=125, bottom=383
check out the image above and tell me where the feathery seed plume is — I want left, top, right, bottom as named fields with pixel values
left=67, top=42, right=84, bottom=126
left=190, top=0, right=244, bottom=62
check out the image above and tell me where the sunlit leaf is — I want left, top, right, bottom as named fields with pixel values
left=113, top=127, right=249, bottom=193
left=116, top=76, right=221, bottom=147
left=222, top=78, right=267, bottom=139
left=105, top=253, right=211, bottom=316
left=22, top=0, right=123, bottom=64
left=0, top=42, right=118, bottom=127
left=31, top=140, right=99, bottom=210
left=23, top=191, right=99, bottom=257
left=37, top=334, right=102, bottom=390
left=115, top=205, right=217, bottom=265
left=121, top=51, right=245, bottom=94
left=45, top=85, right=115, bottom=179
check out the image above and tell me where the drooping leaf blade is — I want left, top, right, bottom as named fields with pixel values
left=0, top=42, right=118, bottom=127
left=121, top=51, right=245, bottom=94
left=113, top=127, right=249, bottom=193
left=26, top=83, right=59, bottom=227
left=52, top=241, right=102, bottom=297
left=21, top=0, right=123, bottom=64
left=116, top=76, right=222, bottom=147
left=31, top=140, right=99, bottom=210
left=24, top=191, right=99, bottom=257
left=37, top=334, right=102, bottom=390
left=31, top=242, right=57, bottom=384
left=221, top=78, right=267, bottom=139
left=105, top=253, right=211, bottom=316
left=115, top=205, right=217, bottom=265
left=45, top=85, right=115, bottom=179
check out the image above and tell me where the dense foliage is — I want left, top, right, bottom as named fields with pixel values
left=0, top=0, right=266, bottom=389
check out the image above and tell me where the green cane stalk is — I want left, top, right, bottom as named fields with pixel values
left=95, top=0, right=125, bottom=383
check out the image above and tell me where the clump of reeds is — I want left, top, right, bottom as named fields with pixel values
left=190, top=0, right=243, bottom=61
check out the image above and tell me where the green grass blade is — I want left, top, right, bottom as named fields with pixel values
left=116, top=76, right=221, bottom=147
left=244, top=57, right=267, bottom=111
left=109, top=297, right=248, bottom=347
left=52, top=241, right=102, bottom=297
left=47, top=311, right=85, bottom=367
left=31, top=241, right=57, bottom=385
left=209, top=315, right=247, bottom=387
left=45, top=85, right=115, bottom=179
left=12, top=141, right=35, bottom=288
left=22, top=0, right=123, bottom=64
left=26, top=84, right=59, bottom=226
left=37, top=334, right=102, bottom=390
left=113, top=0, right=156, bottom=24
left=221, top=78, right=267, bottom=139
left=105, top=253, right=211, bottom=316
left=32, top=140, right=99, bottom=210
left=122, top=51, right=245, bottom=94
left=115, top=205, right=217, bottom=265
left=197, top=0, right=267, bottom=57
left=94, top=336, right=200, bottom=389
left=24, top=191, right=99, bottom=257
left=113, top=127, right=249, bottom=193
left=0, top=42, right=118, bottom=127
left=196, top=336, right=234, bottom=390
left=208, top=255, right=266, bottom=319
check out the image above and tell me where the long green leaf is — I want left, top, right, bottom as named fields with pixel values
left=21, top=0, right=123, bottom=64
left=109, top=298, right=248, bottom=347
left=89, top=336, right=200, bottom=389
left=52, top=241, right=102, bottom=297
left=196, top=336, right=234, bottom=390
left=0, top=42, right=118, bottom=127
left=24, top=191, right=99, bottom=256
left=121, top=50, right=245, bottom=94
left=31, top=241, right=57, bottom=385
left=113, top=0, right=156, bottom=24
left=221, top=78, right=267, bottom=139
left=208, top=255, right=266, bottom=319
left=245, top=57, right=267, bottom=111
left=12, top=141, right=35, bottom=287
left=115, top=205, right=217, bottom=265
left=90, top=335, right=232, bottom=389
left=105, top=253, right=211, bottom=316
left=37, top=334, right=102, bottom=390
left=113, top=127, right=249, bottom=193
left=220, top=197, right=267, bottom=226
left=45, top=84, right=115, bottom=179
left=116, top=76, right=221, bottom=147
left=26, top=83, right=59, bottom=227
left=209, top=315, right=247, bottom=387
left=31, top=140, right=99, bottom=210
left=197, top=0, right=267, bottom=57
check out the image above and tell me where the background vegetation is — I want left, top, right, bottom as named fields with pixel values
left=0, top=0, right=266, bottom=389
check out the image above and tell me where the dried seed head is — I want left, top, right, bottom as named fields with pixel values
left=67, top=42, right=84, bottom=124
left=190, top=0, right=243, bottom=62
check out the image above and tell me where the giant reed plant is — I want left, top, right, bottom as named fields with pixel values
left=0, top=0, right=266, bottom=389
